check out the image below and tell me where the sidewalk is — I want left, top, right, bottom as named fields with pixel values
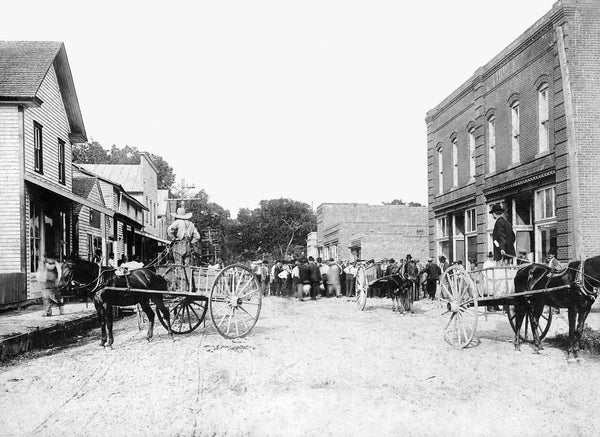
left=0, top=301, right=98, bottom=360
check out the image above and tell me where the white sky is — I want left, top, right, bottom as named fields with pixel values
left=2, top=0, right=556, bottom=216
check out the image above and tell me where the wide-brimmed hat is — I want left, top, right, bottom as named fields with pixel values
left=173, top=207, right=192, bottom=219
left=489, top=204, right=505, bottom=215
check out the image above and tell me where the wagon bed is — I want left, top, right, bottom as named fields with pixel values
left=439, top=264, right=568, bottom=348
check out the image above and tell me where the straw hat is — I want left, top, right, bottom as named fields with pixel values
left=173, top=207, right=192, bottom=220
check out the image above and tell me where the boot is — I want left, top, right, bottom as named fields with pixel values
left=42, top=298, right=52, bottom=316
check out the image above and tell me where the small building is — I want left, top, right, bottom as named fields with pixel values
left=316, top=203, right=428, bottom=262
left=73, top=165, right=147, bottom=264
left=80, top=152, right=168, bottom=263
left=426, top=0, right=600, bottom=265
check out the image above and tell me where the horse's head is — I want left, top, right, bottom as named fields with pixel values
left=58, top=259, right=76, bottom=291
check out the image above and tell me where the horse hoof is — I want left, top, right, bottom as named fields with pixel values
left=577, top=357, right=586, bottom=363
left=567, top=357, right=577, bottom=364
left=514, top=346, right=521, bottom=352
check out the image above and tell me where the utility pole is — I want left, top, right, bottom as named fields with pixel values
left=172, top=178, right=195, bottom=209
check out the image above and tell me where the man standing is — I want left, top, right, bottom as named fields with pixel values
left=344, top=261, right=357, bottom=297
left=422, top=257, right=442, bottom=300
left=328, top=258, right=342, bottom=298
left=308, top=256, right=321, bottom=301
left=318, top=258, right=329, bottom=297
left=167, top=206, right=200, bottom=291
left=490, top=204, right=515, bottom=265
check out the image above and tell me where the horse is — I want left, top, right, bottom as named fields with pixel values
left=512, top=256, right=599, bottom=359
left=58, top=257, right=172, bottom=348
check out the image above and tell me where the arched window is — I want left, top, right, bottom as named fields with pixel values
left=511, top=100, right=520, bottom=164
left=468, top=126, right=476, bottom=179
left=451, top=136, right=458, bottom=187
left=437, top=145, right=443, bottom=194
left=487, top=114, right=496, bottom=173
left=538, top=83, right=549, bottom=153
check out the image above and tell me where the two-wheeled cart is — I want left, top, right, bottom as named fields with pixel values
left=127, top=263, right=262, bottom=339
left=354, top=262, right=413, bottom=312
left=439, top=264, right=565, bottom=348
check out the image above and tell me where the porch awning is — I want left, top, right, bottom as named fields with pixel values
left=25, top=174, right=114, bottom=216
left=134, top=229, right=170, bottom=245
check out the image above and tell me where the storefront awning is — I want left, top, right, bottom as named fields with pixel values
left=134, top=229, right=170, bottom=244
left=25, top=174, right=114, bottom=216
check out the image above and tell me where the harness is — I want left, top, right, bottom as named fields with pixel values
left=574, top=259, right=599, bottom=298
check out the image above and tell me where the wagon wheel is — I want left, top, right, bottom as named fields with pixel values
left=440, top=265, right=479, bottom=348
left=506, top=304, right=553, bottom=342
left=355, top=265, right=368, bottom=311
left=209, top=264, right=261, bottom=339
left=157, top=296, right=208, bottom=334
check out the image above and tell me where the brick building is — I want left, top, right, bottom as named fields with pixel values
left=426, top=0, right=600, bottom=266
left=316, top=203, right=428, bottom=262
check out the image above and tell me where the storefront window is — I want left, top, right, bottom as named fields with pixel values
left=30, top=204, right=42, bottom=273
left=535, top=186, right=557, bottom=261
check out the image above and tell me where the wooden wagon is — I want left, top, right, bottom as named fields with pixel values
left=118, top=263, right=262, bottom=339
left=354, top=262, right=415, bottom=311
left=439, top=264, right=566, bottom=348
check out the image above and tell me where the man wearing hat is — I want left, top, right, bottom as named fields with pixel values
left=421, top=257, right=442, bottom=300
left=489, top=204, right=515, bottom=265
left=167, top=206, right=201, bottom=290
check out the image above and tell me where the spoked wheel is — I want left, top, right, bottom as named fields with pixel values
left=157, top=296, right=208, bottom=334
left=355, top=265, right=368, bottom=311
left=209, top=264, right=261, bottom=339
left=507, top=304, right=553, bottom=342
left=440, top=265, right=479, bottom=348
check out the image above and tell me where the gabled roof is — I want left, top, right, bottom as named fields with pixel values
left=0, top=41, right=87, bottom=142
left=79, top=164, right=142, bottom=192
left=72, top=176, right=98, bottom=199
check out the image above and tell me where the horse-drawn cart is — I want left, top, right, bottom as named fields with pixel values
left=439, top=264, right=565, bottom=348
left=111, top=263, right=262, bottom=339
left=354, top=263, right=413, bottom=312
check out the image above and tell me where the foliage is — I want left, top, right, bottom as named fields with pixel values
left=72, top=142, right=176, bottom=190
left=382, top=199, right=425, bottom=207
left=224, top=198, right=316, bottom=261
left=72, top=140, right=109, bottom=163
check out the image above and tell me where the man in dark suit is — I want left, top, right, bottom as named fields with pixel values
left=307, top=256, right=321, bottom=301
left=490, top=204, right=516, bottom=264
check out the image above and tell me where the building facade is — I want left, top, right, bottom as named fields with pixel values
left=426, top=0, right=600, bottom=266
left=80, top=152, right=166, bottom=262
left=0, top=41, right=106, bottom=304
left=316, top=203, right=428, bottom=262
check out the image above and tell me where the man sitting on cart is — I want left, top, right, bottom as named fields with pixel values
left=167, top=206, right=201, bottom=291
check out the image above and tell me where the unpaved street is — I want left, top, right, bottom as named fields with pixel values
left=1, top=296, right=600, bottom=437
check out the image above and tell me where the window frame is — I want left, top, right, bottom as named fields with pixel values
left=437, top=145, right=443, bottom=194
left=487, top=115, right=496, bottom=174
left=58, top=138, right=66, bottom=184
left=538, top=83, right=550, bottom=153
left=452, top=137, right=458, bottom=188
left=34, top=122, right=43, bottom=174
left=468, top=127, right=476, bottom=180
left=511, top=101, right=520, bottom=165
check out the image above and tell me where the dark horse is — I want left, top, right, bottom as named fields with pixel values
left=513, top=256, right=599, bottom=359
left=58, top=258, right=172, bottom=348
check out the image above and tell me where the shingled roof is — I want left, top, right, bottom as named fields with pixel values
left=0, top=41, right=87, bottom=142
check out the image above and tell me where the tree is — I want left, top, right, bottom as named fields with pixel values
left=382, top=199, right=425, bottom=207
left=225, top=198, right=316, bottom=261
left=72, top=142, right=176, bottom=190
left=72, top=140, right=109, bottom=164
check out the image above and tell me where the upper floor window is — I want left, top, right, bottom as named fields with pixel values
left=437, top=146, right=443, bottom=194
left=58, top=139, right=66, bottom=184
left=465, top=208, right=477, bottom=233
left=487, top=115, right=496, bottom=173
left=511, top=101, right=520, bottom=165
left=34, top=122, right=43, bottom=174
left=451, top=137, right=458, bottom=187
left=535, top=186, right=555, bottom=220
left=468, top=128, right=476, bottom=180
left=538, top=84, right=549, bottom=153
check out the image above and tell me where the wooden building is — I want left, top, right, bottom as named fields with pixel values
left=0, top=41, right=110, bottom=305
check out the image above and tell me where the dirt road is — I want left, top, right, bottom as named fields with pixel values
left=1, top=296, right=600, bottom=436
